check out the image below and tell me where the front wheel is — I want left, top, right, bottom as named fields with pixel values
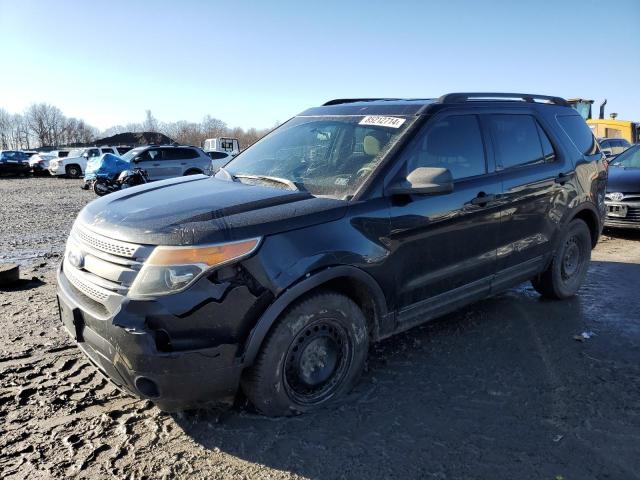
left=66, top=164, right=82, bottom=178
left=531, top=219, right=591, bottom=299
left=241, top=292, right=369, bottom=416
left=93, top=179, right=112, bottom=196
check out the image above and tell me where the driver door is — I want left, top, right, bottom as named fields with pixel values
left=135, top=148, right=164, bottom=180
left=386, top=113, right=501, bottom=328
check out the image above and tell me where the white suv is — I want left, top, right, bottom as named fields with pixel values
left=49, top=146, right=119, bottom=178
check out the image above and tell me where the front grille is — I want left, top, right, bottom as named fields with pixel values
left=624, top=207, right=640, bottom=221
left=63, top=225, right=154, bottom=315
left=605, top=193, right=640, bottom=224
left=76, top=228, right=139, bottom=257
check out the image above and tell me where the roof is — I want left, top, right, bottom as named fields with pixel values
left=300, top=93, right=571, bottom=117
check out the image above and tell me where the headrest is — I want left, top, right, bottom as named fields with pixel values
left=363, top=135, right=381, bottom=156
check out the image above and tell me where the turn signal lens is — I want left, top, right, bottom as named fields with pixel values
left=146, top=238, right=260, bottom=267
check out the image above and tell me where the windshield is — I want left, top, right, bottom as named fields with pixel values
left=610, top=145, right=640, bottom=168
left=67, top=148, right=85, bottom=158
left=120, top=147, right=145, bottom=162
left=221, top=115, right=414, bottom=198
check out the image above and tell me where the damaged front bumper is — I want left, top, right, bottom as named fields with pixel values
left=56, top=261, right=268, bottom=411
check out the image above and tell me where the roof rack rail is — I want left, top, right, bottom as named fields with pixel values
left=438, top=92, right=569, bottom=107
left=323, top=98, right=391, bottom=106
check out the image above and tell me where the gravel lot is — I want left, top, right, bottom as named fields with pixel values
left=1, top=176, right=639, bottom=480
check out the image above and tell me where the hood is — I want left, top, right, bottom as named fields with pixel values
left=77, top=176, right=348, bottom=245
left=606, top=167, right=640, bottom=194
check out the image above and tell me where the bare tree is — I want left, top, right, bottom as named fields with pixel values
left=25, top=103, right=65, bottom=147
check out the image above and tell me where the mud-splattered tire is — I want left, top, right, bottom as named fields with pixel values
left=241, top=292, right=369, bottom=417
left=532, top=219, right=591, bottom=299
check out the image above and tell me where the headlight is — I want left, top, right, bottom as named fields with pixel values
left=128, top=238, right=260, bottom=297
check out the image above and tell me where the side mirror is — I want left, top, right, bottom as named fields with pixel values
left=132, top=156, right=142, bottom=163
left=387, top=167, right=454, bottom=196
left=82, top=152, right=89, bottom=158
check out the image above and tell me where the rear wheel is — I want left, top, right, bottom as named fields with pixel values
left=531, top=219, right=591, bottom=299
left=66, top=164, right=82, bottom=178
left=241, top=292, right=369, bottom=416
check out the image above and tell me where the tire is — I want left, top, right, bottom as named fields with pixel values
left=241, top=292, right=369, bottom=417
left=531, top=219, right=592, bottom=299
left=184, top=169, right=202, bottom=176
left=92, top=179, right=111, bottom=196
left=66, top=164, right=82, bottom=178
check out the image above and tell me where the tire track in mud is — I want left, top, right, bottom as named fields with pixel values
left=0, top=343, right=176, bottom=479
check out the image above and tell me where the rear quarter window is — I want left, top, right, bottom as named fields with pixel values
left=557, top=115, right=600, bottom=156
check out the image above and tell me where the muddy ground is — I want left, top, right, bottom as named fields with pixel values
left=1, top=176, right=639, bottom=480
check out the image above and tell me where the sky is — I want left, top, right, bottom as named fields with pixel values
left=0, top=0, right=638, bottom=131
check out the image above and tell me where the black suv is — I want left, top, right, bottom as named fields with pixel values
left=57, top=93, right=607, bottom=415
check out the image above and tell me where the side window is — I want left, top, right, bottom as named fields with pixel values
left=208, top=151, right=229, bottom=160
left=183, top=148, right=200, bottom=159
left=488, top=114, right=545, bottom=169
left=160, top=148, right=177, bottom=160
left=165, top=148, right=193, bottom=160
left=406, top=115, right=486, bottom=179
left=557, top=114, right=599, bottom=156
left=536, top=123, right=556, bottom=162
left=88, top=148, right=100, bottom=158
left=102, top=148, right=114, bottom=154
left=139, top=149, right=161, bottom=161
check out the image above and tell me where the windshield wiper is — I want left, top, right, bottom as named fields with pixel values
left=233, top=173, right=306, bottom=191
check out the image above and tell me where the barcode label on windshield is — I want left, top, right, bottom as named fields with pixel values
left=359, top=116, right=406, bottom=128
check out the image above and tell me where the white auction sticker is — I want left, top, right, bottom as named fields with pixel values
left=358, top=115, right=406, bottom=128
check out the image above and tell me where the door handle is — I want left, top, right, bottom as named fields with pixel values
left=554, top=172, right=575, bottom=185
left=180, top=162, right=187, bottom=165
left=470, top=192, right=496, bottom=206
left=152, top=163, right=161, bottom=167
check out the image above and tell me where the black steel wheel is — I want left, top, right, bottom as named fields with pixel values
left=283, top=318, right=353, bottom=405
left=532, top=219, right=592, bottom=299
left=241, top=292, right=369, bottom=416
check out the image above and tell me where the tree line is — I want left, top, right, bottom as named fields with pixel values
left=0, top=104, right=276, bottom=151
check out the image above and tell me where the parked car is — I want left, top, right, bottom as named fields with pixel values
left=119, top=145, right=213, bottom=180
left=604, top=144, right=640, bottom=229
left=599, top=138, right=631, bottom=157
left=57, top=93, right=606, bottom=416
left=29, top=153, right=57, bottom=174
left=0, top=150, right=31, bottom=175
left=48, top=146, right=119, bottom=178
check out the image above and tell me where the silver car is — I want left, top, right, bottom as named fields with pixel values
left=120, top=145, right=213, bottom=180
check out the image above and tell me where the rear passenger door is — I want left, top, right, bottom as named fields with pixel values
left=387, top=112, right=501, bottom=328
left=486, top=112, right=570, bottom=290
left=162, top=148, right=194, bottom=177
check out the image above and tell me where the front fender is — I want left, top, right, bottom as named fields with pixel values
left=241, top=265, right=389, bottom=366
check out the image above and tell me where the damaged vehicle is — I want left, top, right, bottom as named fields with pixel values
left=57, top=93, right=607, bottom=416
